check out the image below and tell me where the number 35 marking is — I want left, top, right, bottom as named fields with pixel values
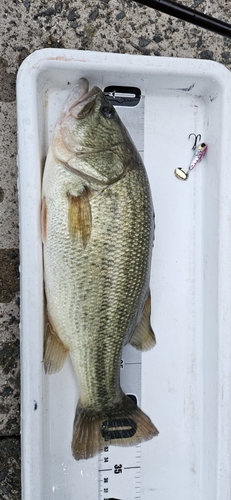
left=114, top=464, right=122, bottom=474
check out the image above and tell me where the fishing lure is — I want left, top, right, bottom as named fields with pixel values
left=175, top=134, right=208, bottom=181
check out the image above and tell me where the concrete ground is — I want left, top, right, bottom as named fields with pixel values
left=0, top=0, right=231, bottom=498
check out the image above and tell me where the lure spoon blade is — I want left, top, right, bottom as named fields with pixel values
left=174, top=167, right=189, bottom=180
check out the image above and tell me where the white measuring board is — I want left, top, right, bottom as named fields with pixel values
left=98, top=92, right=146, bottom=500
left=37, top=82, right=147, bottom=500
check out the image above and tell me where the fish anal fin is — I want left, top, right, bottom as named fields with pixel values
left=130, top=291, right=156, bottom=351
left=44, top=316, right=69, bottom=374
left=72, top=393, right=158, bottom=461
left=67, top=187, right=92, bottom=248
left=41, top=196, right=47, bottom=243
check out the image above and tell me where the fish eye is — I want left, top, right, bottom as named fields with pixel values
left=100, top=106, right=115, bottom=119
left=201, top=143, right=206, bottom=147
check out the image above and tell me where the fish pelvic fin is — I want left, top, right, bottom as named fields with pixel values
left=41, top=196, right=47, bottom=243
left=67, top=187, right=92, bottom=248
left=129, top=291, right=156, bottom=351
left=71, top=393, right=158, bottom=461
left=44, top=315, right=69, bottom=374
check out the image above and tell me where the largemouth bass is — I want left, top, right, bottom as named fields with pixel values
left=42, top=78, right=158, bottom=460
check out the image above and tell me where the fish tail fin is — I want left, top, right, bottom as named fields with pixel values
left=72, top=393, right=158, bottom=460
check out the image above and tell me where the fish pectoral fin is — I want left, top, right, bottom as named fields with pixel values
left=44, top=316, right=69, bottom=374
left=67, top=187, right=92, bottom=248
left=129, top=291, right=156, bottom=351
left=72, top=393, right=158, bottom=461
left=41, top=196, right=47, bottom=244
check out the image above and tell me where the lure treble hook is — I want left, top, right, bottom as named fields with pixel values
left=188, top=133, right=202, bottom=150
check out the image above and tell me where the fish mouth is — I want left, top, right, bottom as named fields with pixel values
left=58, top=78, right=100, bottom=123
left=67, top=78, right=100, bottom=119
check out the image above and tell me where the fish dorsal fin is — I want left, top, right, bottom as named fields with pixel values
left=44, top=312, right=69, bottom=374
left=129, top=291, right=156, bottom=351
left=67, top=187, right=92, bottom=248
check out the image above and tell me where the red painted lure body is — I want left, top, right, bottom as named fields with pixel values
left=189, top=142, right=208, bottom=171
